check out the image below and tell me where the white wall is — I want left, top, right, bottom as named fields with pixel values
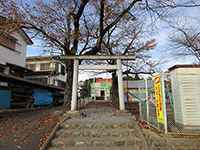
left=27, top=60, right=53, bottom=71
left=170, top=70, right=184, bottom=124
left=26, top=59, right=66, bottom=85
left=170, top=68, right=200, bottom=127
left=0, top=32, right=28, bottom=67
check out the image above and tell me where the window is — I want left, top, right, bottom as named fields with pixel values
left=29, top=78, right=48, bottom=85
left=0, top=33, right=17, bottom=51
left=55, top=63, right=59, bottom=73
left=57, top=80, right=66, bottom=88
left=40, top=63, right=50, bottom=71
left=61, top=65, right=65, bottom=75
left=55, top=63, right=65, bottom=75
left=27, top=64, right=36, bottom=71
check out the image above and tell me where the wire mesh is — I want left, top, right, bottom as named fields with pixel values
left=138, top=77, right=200, bottom=134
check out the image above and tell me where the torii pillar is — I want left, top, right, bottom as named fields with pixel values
left=63, top=55, right=135, bottom=112
left=117, top=59, right=125, bottom=111
left=71, top=59, right=79, bottom=111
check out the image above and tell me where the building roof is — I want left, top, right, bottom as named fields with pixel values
left=0, top=63, right=33, bottom=73
left=168, top=64, right=200, bottom=72
left=25, top=70, right=58, bottom=76
left=6, top=63, right=33, bottom=73
left=0, top=72, right=64, bottom=91
left=19, top=29, right=33, bottom=45
left=124, top=80, right=153, bottom=89
left=26, top=56, right=53, bottom=62
left=95, top=78, right=112, bottom=83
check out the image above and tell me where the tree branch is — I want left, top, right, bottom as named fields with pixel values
left=72, top=0, right=89, bottom=54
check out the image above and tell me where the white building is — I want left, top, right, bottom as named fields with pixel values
left=169, top=65, right=200, bottom=129
left=90, top=78, right=112, bottom=101
left=0, top=29, right=33, bottom=67
left=25, top=56, right=66, bottom=88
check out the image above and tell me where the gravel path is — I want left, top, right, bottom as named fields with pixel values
left=0, top=107, right=63, bottom=150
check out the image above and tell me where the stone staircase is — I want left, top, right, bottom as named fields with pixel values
left=47, top=106, right=148, bottom=150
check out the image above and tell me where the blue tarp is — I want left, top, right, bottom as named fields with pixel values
left=0, top=89, right=11, bottom=108
left=33, top=89, right=53, bottom=106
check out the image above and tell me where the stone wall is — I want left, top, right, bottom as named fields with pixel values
left=142, top=129, right=200, bottom=150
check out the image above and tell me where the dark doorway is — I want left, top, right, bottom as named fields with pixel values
left=100, top=90, right=105, bottom=97
left=96, top=90, right=105, bottom=100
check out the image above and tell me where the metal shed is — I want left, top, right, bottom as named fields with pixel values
left=0, top=88, right=11, bottom=109
left=169, top=65, right=200, bottom=129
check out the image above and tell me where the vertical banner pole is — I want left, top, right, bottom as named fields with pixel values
left=145, top=78, right=149, bottom=122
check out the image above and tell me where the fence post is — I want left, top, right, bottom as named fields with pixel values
left=161, top=73, right=168, bottom=134
left=139, top=101, right=142, bottom=119
left=145, top=78, right=149, bottom=122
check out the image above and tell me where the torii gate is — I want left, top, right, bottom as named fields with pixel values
left=60, top=55, right=135, bottom=111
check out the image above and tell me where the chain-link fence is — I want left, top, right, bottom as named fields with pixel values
left=138, top=80, right=161, bottom=130
left=131, top=75, right=200, bottom=134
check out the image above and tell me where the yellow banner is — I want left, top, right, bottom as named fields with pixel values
left=154, top=75, right=164, bottom=124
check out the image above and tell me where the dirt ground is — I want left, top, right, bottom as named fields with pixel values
left=0, top=107, right=63, bottom=150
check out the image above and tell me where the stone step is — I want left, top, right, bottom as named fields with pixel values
left=48, top=145, right=142, bottom=150
left=50, top=136, right=144, bottom=148
left=60, top=122, right=136, bottom=130
left=55, top=128, right=141, bottom=138
left=47, top=106, right=148, bottom=150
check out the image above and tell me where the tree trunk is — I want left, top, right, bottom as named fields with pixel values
left=111, top=72, right=119, bottom=108
left=63, top=60, right=74, bottom=106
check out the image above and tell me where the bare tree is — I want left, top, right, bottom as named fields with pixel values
left=0, top=17, right=21, bottom=34
left=1, top=0, right=200, bottom=106
left=0, top=0, right=22, bottom=34
left=169, top=23, right=200, bottom=63
left=97, top=13, right=156, bottom=103
left=1, top=0, right=144, bottom=105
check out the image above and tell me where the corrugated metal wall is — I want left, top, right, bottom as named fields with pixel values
left=33, top=89, right=53, bottom=106
left=0, top=89, right=11, bottom=108
left=170, top=68, right=200, bottom=127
